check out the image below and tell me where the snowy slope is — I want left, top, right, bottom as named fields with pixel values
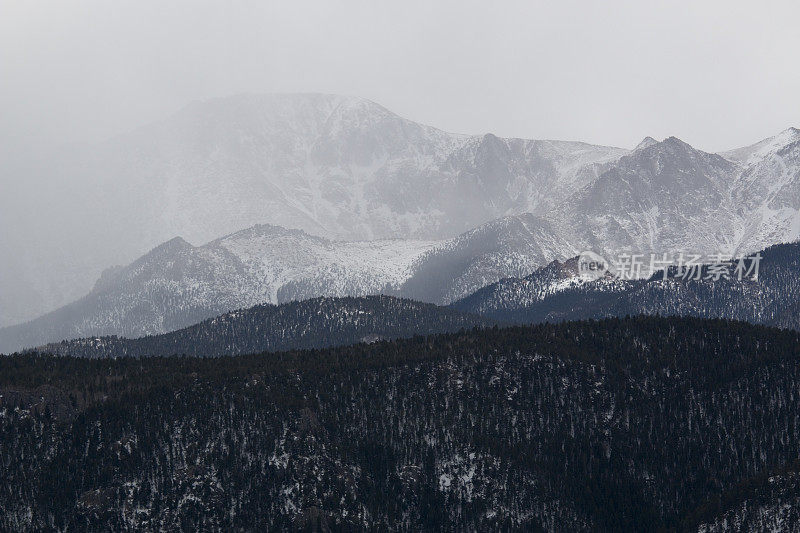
left=451, top=256, right=628, bottom=317
left=0, top=226, right=438, bottom=352
left=533, top=130, right=800, bottom=267
left=724, top=128, right=800, bottom=255
left=553, top=136, right=741, bottom=260
left=0, top=93, right=627, bottom=326
left=0, top=216, right=572, bottom=351
left=3, top=92, right=800, bottom=335
left=401, top=213, right=576, bottom=304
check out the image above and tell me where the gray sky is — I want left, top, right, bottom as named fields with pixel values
left=2, top=0, right=799, bottom=155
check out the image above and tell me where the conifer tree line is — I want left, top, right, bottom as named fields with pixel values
left=2, top=316, right=800, bottom=530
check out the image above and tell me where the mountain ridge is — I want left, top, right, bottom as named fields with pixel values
left=0, top=225, right=441, bottom=352
left=13, top=240, right=800, bottom=360
left=453, top=240, right=800, bottom=330
left=26, top=295, right=493, bottom=358
left=3, top=93, right=800, bottom=334
left=1, top=93, right=630, bottom=326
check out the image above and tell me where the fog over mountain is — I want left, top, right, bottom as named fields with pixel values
left=6, top=4, right=800, bottom=530
left=1, top=94, right=799, bottom=339
left=0, top=93, right=627, bottom=326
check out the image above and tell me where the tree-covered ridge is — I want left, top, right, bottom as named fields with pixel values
left=454, top=241, right=800, bottom=329
left=28, top=295, right=493, bottom=358
left=2, top=316, right=800, bottom=530
left=689, top=460, right=800, bottom=532
left=14, top=241, right=800, bottom=361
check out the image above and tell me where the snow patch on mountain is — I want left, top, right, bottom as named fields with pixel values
left=721, top=127, right=800, bottom=164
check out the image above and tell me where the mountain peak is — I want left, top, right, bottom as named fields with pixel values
left=777, top=127, right=800, bottom=144
left=630, top=136, right=696, bottom=155
left=634, top=136, right=659, bottom=150
left=618, top=136, right=699, bottom=165
left=169, top=93, right=398, bottom=138
left=210, top=223, right=328, bottom=247
left=132, top=237, right=194, bottom=264
left=662, top=136, right=692, bottom=148
left=157, top=236, right=192, bottom=252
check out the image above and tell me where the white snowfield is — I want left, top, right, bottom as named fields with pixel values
left=201, top=224, right=438, bottom=306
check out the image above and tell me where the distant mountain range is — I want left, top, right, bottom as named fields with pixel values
left=3, top=93, right=798, bottom=329
left=11, top=240, right=800, bottom=359
left=453, top=241, right=800, bottom=330
left=4, top=231, right=800, bottom=356
left=2, top=94, right=799, bottom=339
left=0, top=94, right=626, bottom=326
left=0, top=212, right=583, bottom=352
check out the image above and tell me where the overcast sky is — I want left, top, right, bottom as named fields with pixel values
left=2, top=0, right=799, bottom=154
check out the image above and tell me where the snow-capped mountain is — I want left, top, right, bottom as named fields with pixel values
left=3, top=92, right=799, bottom=338
left=538, top=129, right=800, bottom=267
left=0, top=225, right=438, bottom=352
left=5, top=123, right=800, bottom=351
left=726, top=127, right=800, bottom=253
left=93, top=94, right=626, bottom=244
left=453, top=240, right=800, bottom=330
left=0, top=93, right=626, bottom=326
left=0, top=214, right=578, bottom=352
left=558, top=136, right=738, bottom=257
left=400, top=213, right=576, bottom=304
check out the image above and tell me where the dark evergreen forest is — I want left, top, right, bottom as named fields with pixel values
left=31, top=296, right=492, bottom=359
left=2, top=316, right=800, bottom=531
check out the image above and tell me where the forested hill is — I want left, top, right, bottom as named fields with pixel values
left=3, top=316, right=800, bottom=530
left=454, top=240, right=800, bottom=329
left=30, top=295, right=493, bottom=358
left=22, top=242, right=800, bottom=360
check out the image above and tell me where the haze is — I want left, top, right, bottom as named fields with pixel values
left=1, top=0, right=799, bottom=160
left=2, top=0, right=800, bottom=330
